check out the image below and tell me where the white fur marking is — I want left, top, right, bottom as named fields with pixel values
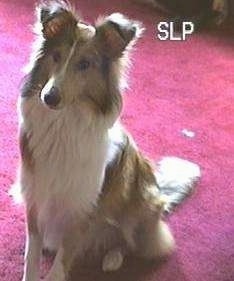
left=41, top=77, right=55, bottom=102
left=106, top=122, right=138, bottom=166
left=106, top=123, right=124, bottom=165
left=21, top=95, right=110, bottom=251
left=41, top=42, right=77, bottom=103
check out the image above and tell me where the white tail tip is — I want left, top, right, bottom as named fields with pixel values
left=155, top=157, right=201, bottom=212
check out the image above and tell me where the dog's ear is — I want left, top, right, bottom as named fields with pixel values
left=37, top=1, right=73, bottom=24
left=35, top=1, right=78, bottom=38
left=95, top=13, right=144, bottom=58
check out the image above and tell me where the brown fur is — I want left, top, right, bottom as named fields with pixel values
left=26, top=204, right=39, bottom=234
left=19, top=128, right=34, bottom=170
left=99, top=134, right=164, bottom=221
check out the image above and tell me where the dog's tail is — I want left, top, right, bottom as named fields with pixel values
left=155, top=157, right=201, bottom=213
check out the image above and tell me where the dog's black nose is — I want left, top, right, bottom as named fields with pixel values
left=44, top=86, right=61, bottom=107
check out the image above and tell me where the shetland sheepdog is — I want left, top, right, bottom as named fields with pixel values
left=17, top=1, right=200, bottom=280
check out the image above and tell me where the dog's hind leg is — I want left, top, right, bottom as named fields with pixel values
left=102, top=217, right=141, bottom=271
left=137, top=219, right=175, bottom=260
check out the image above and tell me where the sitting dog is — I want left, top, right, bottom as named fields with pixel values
left=18, top=1, right=200, bottom=281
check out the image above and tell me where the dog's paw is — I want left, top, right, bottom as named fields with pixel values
left=44, top=272, right=65, bottom=281
left=44, top=263, right=65, bottom=281
left=102, top=249, right=124, bottom=272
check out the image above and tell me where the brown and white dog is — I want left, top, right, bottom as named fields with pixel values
left=16, top=1, right=200, bottom=281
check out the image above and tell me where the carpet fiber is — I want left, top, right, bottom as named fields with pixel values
left=0, top=1, right=233, bottom=280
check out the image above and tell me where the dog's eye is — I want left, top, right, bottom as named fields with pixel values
left=51, top=51, right=61, bottom=63
left=75, top=59, right=90, bottom=71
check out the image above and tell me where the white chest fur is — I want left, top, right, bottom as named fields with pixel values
left=21, top=97, right=110, bottom=248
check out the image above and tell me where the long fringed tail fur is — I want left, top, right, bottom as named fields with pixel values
left=155, top=157, right=201, bottom=213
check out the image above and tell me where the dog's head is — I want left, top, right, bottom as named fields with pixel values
left=23, top=1, right=143, bottom=119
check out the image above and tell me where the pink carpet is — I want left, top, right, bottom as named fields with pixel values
left=0, top=1, right=234, bottom=280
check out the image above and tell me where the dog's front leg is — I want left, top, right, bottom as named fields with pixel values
left=44, top=221, right=89, bottom=281
left=44, top=241, right=79, bottom=281
left=22, top=207, right=42, bottom=281
left=44, top=247, right=66, bottom=281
